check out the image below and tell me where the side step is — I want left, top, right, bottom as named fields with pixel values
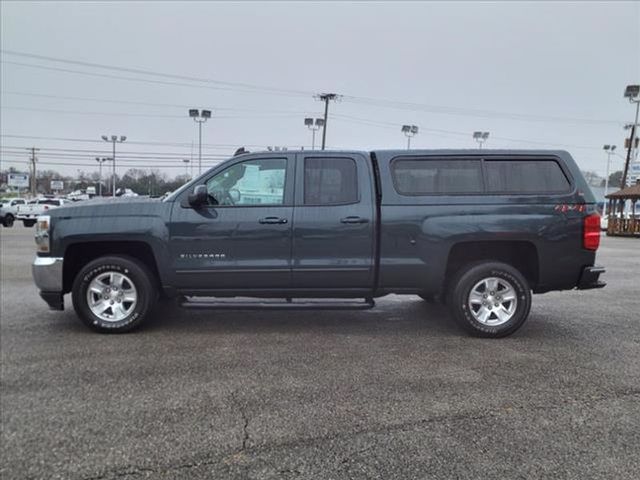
left=179, top=297, right=375, bottom=311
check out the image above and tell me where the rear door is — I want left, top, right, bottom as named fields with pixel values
left=292, top=152, right=375, bottom=289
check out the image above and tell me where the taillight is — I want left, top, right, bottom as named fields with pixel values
left=583, top=214, right=600, bottom=251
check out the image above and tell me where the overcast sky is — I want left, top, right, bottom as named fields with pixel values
left=1, top=1, right=639, bottom=179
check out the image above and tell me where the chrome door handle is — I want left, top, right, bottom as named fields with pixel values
left=340, top=216, right=368, bottom=224
left=259, top=217, right=288, bottom=224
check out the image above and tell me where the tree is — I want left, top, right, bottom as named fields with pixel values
left=603, top=170, right=624, bottom=189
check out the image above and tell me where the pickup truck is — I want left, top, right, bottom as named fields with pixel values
left=0, top=197, right=27, bottom=227
left=17, top=198, right=67, bottom=227
left=32, top=149, right=605, bottom=337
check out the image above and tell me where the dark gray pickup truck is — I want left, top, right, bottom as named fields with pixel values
left=32, top=149, right=605, bottom=337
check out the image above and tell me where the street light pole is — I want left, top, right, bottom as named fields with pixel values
left=622, top=85, right=640, bottom=187
left=401, top=125, right=419, bottom=149
left=101, top=135, right=126, bottom=197
left=183, top=159, right=190, bottom=178
left=95, top=157, right=110, bottom=196
left=602, top=145, right=617, bottom=216
left=304, top=118, right=324, bottom=149
left=189, top=109, right=212, bottom=175
left=473, top=131, right=490, bottom=149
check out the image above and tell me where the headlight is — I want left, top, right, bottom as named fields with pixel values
left=35, top=215, right=51, bottom=253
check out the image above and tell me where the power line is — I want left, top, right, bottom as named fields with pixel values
left=2, top=91, right=320, bottom=115
left=1, top=60, right=311, bottom=99
left=0, top=105, right=310, bottom=120
left=1, top=49, right=314, bottom=97
left=0, top=134, right=268, bottom=149
left=341, top=95, right=625, bottom=126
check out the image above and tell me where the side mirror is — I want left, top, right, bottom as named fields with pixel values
left=188, top=185, right=208, bottom=208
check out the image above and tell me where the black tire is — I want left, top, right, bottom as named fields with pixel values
left=72, top=255, right=158, bottom=333
left=2, top=214, right=14, bottom=227
left=23, top=220, right=36, bottom=227
left=447, top=261, right=531, bottom=338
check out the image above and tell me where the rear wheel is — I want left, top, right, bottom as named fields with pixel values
left=23, top=219, right=36, bottom=227
left=448, top=261, right=531, bottom=338
left=2, top=214, right=14, bottom=227
left=72, top=255, right=158, bottom=333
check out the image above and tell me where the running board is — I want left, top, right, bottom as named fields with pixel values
left=179, top=297, right=375, bottom=311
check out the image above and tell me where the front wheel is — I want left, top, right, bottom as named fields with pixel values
left=72, top=255, right=158, bottom=333
left=448, top=262, right=531, bottom=338
left=2, top=214, right=14, bottom=227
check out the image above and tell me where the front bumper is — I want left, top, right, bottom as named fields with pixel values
left=577, top=265, right=606, bottom=290
left=32, top=257, right=64, bottom=310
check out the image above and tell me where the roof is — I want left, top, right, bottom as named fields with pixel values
left=606, top=182, right=640, bottom=199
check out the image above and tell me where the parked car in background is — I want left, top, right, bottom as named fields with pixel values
left=0, top=198, right=27, bottom=227
left=17, top=198, right=68, bottom=227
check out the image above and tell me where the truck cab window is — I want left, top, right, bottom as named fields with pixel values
left=304, top=157, right=358, bottom=205
left=206, top=158, right=287, bottom=206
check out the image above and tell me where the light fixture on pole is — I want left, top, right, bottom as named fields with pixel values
left=95, top=157, right=110, bottom=196
left=401, top=125, right=419, bottom=149
left=602, top=145, right=617, bottom=216
left=622, top=85, right=640, bottom=187
left=101, top=135, right=126, bottom=197
left=473, top=131, right=490, bottom=149
left=304, top=117, right=324, bottom=149
left=189, top=109, right=212, bottom=175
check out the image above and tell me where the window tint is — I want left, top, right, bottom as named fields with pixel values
left=39, top=199, right=61, bottom=206
left=392, top=159, right=483, bottom=195
left=485, top=160, right=570, bottom=193
left=206, top=158, right=287, bottom=206
left=304, top=157, right=358, bottom=205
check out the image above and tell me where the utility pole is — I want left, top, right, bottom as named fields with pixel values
left=316, top=93, right=339, bottom=150
left=27, top=147, right=39, bottom=196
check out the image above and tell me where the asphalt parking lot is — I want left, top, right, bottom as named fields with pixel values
left=1, top=225, right=639, bottom=480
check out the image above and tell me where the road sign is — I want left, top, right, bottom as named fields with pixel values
left=8, top=173, right=29, bottom=188
left=50, top=180, right=64, bottom=190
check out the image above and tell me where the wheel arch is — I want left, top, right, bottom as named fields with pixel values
left=443, top=240, right=539, bottom=296
left=63, top=241, right=161, bottom=294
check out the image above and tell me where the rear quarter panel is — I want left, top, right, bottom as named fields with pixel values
left=373, top=150, right=598, bottom=294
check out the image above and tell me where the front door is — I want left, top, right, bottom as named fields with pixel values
left=292, top=153, right=376, bottom=289
left=169, top=155, right=295, bottom=291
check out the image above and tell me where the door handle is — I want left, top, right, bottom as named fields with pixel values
left=259, top=217, right=288, bottom=224
left=340, top=216, right=369, bottom=224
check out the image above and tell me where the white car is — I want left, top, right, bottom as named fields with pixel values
left=0, top=198, right=27, bottom=227
left=16, top=198, right=67, bottom=227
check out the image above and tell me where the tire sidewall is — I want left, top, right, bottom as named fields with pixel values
left=72, top=257, right=155, bottom=333
left=451, top=263, right=531, bottom=338
left=23, top=220, right=36, bottom=227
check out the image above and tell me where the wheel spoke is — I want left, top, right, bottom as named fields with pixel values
left=494, top=305, right=511, bottom=322
left=501, top=286, right=516, bottom=301
left=477, top=306, right=491, bottom=323
left=112, top=303, right=127, bottom=319
left=469, top=290, right=484, bottom=304
left=486, top=278, right=499, bottom=292
left=89, top=286, right=103, bottom=295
